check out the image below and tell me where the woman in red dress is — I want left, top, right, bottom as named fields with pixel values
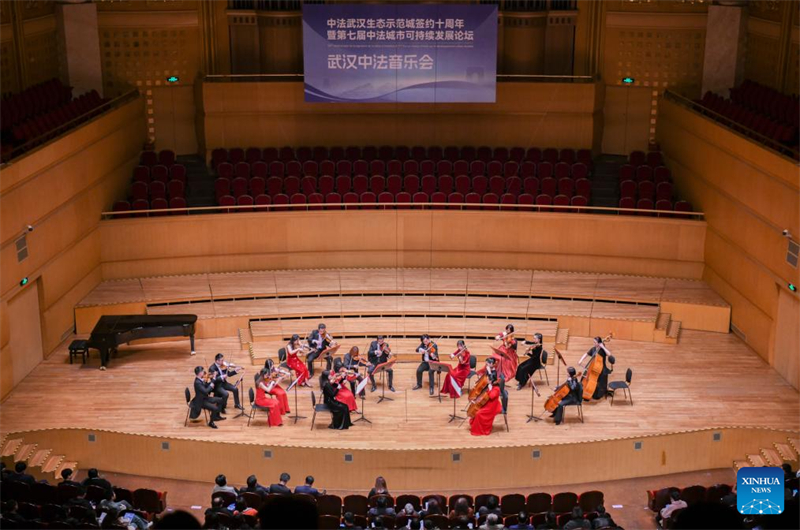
left=441, top=340, right=471, bottom=398
left=285, top=334, right=311, bottom=387
left=469, top=364, right=503, bottom=436
left=254, top=370, right=283, bottom=426
left=491, top=324, right=518, bottom=382
left=331, top=367, right=358, bottom=412
left=264, top=359, right=290, bottom=414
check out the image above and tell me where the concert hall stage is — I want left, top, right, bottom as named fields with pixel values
left=1, top=329, right=797, bottom=491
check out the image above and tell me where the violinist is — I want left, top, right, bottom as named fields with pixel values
left=515, top=332, right=544, bottom=390
left=491, top=324, right=519, bottom=382
left=367, top=336, right=394, bottom=393
left=264, top=359, right=290, bottom=415
left=552, top=366, right=582, bottom=425
left=306, top=323, right=340, bottom=377
left=331, top=359, right=358, bottom=412
left=343, top=346, right=369, bottom=397
left=254, top=368, right=283, bottom=426
left=469, top=359, right=503, bottom=436
left=320, top=370, right=352, bottom=430
left=209, top=353, right=245, bottom=413
left=578, top=337, right=612, bottom=400
left=413, top=334, right=439, bottom=396
left=441, top=340, right=471, bottom=399
left=189, top=366, right=224, bottom=429
left=286, top=334, right=311, bottom=387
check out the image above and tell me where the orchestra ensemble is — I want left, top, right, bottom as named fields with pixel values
left=189, top=324, right=615, bottom=436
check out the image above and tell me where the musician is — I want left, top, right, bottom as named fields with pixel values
left=441, top=340, right=471, bottom=399
left=578, top=337, right=612, bottom=400
left=320, top=370, right=352, bottom=430
left=330, top=363, right=358, bottom=412
left=552, top=367, right=583, bottom=426
left=515, top=333, right=544, bottom=390
left=367, top=336, right=394, bottom=392
left=340, top=348, right=367, bottom=397
left=306, top=323, right=340, bottom=376
left=209, top=353, right=244, bottom=413
left=478, top=349, right=509, bottom=415
left=286, top=334, right=311, bottom=387
left=491, top=324, right=519, bottom=382
left=254, top=369, right=283, bottom=426
left=189, top=367, right=224, bottom=429
left=469, top=359, right=503, bottom=436
left=413, top=334, right=439, bottom=395
left=264, top=359, right=290, bottom=415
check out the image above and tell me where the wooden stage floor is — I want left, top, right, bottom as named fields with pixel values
left=1, top=330, right=797, bottom=450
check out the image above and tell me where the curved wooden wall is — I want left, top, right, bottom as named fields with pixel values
left=98, top=211, right=706, bottom=281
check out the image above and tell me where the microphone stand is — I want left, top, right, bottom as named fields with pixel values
left=525, top=377, right=542, bottom=423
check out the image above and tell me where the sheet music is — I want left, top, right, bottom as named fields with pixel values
left=356, top=377, right=369, bottom=394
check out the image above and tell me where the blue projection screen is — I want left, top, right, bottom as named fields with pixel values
left=302, top=4, right=497, bottom=103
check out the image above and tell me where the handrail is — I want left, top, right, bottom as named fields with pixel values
left=101, top=202, right=704, bottom=220
left=203, top=73, right=597, bottom=83
left=663, top=90, right=800, bottom=161
left=1, top=89, right=141, bottom=165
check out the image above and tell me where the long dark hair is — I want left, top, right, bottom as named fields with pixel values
left=374, top=476, right=388, bottom=493
left=290, top=334, right=300, bottom=347
left=319, top=370, right=331, bottom=387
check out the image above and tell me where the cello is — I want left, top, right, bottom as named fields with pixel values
left=543, top=350, right=570, bottom=413
left=579, top=333, right=613, bottom=400
left=466, top=373, right=493, bottom=418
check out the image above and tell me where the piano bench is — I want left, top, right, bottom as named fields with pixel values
left=68, top=340, right=88, bottom=365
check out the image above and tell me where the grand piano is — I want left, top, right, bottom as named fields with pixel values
left=87, top=314, right=197, bottom=368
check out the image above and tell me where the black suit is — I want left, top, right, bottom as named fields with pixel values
left=209, top=363, right=241, bottom=410
left=190, top=377, right=223, bottom=421
left=82, top=476, right=113, bottom=496
left=268, top=483, right=292, bottom=495
left=553, top=377, right=583, bottom=425
left=306, top=329, right=333, bottom=376
left=367, top=341, right=393, bottom=388
left=415, top=342, right=439, bottom=389
left=9, top=472, right=36, bottom=486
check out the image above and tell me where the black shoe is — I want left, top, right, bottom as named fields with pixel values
left=389, top=386, right=396, bottom=392
left=217, top=417, right=226, bottom=421
left=412, top=385, right=422, bottom=390
left=209, top=422, right=218, bottom=429
left=516, top=384, right=524, bottom=391
left=371, top=386, right=377, bottom=392
left=236, top=405, right=245, bottom=411
left=220, top=409, right=227, bottom=414
left=429, top=388, right=434, bottom=396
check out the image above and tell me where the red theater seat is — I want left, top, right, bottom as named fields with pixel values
left=370, top=175, right=386, bottom=194
left=353, top=175, right=369, bottom=195
left=447, top=192, right=464, bottom=209
left=387, top=175, right=402, bottom=195
left=360, top=191, right=377, bottom=209
left=403, top=175, right=419, bottom=194
left=308, top=192, right=324, bottom=210
left=301, top=176, right=317, bottom=195
left=431, top=191, right=447, bottom=209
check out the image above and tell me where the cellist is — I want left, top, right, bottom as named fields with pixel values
left=469, top=358, right=503, bottom=436
left=578, top=336, right=613, bottom=400
left=551, top=366, right=582, bottom=426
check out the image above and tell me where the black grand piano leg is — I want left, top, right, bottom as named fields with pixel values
left=190, top=334, right=196, bottom=355
left=100, top=347, right=109, bottom=371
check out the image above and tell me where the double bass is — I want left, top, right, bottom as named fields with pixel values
left=579, top=333, right=613, bottom=400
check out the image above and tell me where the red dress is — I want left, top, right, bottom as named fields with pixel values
left=441, top=350, right=471, bottom=398
left=335, top=380, right=358, bottom=412
left=255, top=385, right=283, bottom=426
left=469, top=386, right=502, bottom=436
left=267, top=379, right=290, bottom=414
left=492, top=339, right=518, bottom=382
left=286, top=347, right=310, bottom=386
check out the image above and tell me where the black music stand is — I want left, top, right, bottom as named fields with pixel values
left=374, top=359, right=396, bottom=403
left=286, top=377, right=306, bottom=424
left=525, top=376, right=542, bottom=423
left=553, top=348, right=567, bottom=386
left=231, top=373, right=247, bottom=419
left=428, top=361, right=450, bottom=404
left=353, top=377, right=372, bottom=424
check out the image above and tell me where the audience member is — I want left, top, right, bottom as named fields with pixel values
left=259, top=494, right=318, bottom=529
left=657, top=490, right=687, bottom=526
left=8, top=462, right=36, bottom=485
left=295, top=475, right=325, bottom=497
left=535, top=512, right=558, bottom=530
left=509, top=510, right=533, bottom=530
left=82, top=468, right=114, bottom=496
left=453, top=515, right=472, bottom=529
left=341, top=511, right=363, bottom=530
left=268, top=472, right=292, bottom=495
left=478, top=496, right=502, bottom=517
left=205, top=496, right=232, bottom=520
left=563, top=507, right=591, bottom=530
left=60, top=468, right=85, bottom=492
left=480, top=513, right=505, bottom=530
left=672, top=502, right=742, bottom=529
left=399, top=502, right=419, bottom=518
left=721, top=486, right=736, bottom=508
left=368, top=495, right=397, bottom=519
left=782, top=463, right=795, bottom=482
left=408, top=519, right=422, bottom=530
left=592, top=505, right=615, bottom=529
left=449, top=497, right=474, bottom=519
left=368, top=475, right=390, bottom=498
left=0, top=462, right=9, bottom=481
left=0, top=500, right=27, bottom=526
left=234, top=496, right=259, bottom=517
left=242, top=474, right=269, bottom=498
left=212, top=474, right=237, bottom=495
left=153, top=510, right=202, bottom=529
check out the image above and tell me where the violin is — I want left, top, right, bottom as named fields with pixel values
left=203, top=371, right=217, bottom=384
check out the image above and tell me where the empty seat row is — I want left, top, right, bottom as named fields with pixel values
left=211, top=146, right=594, bottom=167
left=619, top=197, right=692, bottom=215
left=113, top=197, right=187, bottom=215
left=215, top=159, right=591, bottom=180
left=215, top=175, right=592, bottom=201
left=133, top=164, right=186, bottom=184
left=620, top=180, right=673, bottom=202
left=730, top=79, right=800, bottom=128
left=130, top=180, right=185, bottom=201
left=619, top=164, right=671, bottom=183
left=1, top=78, right=73, bottom=131
left=139, top=149, right=176, bottom=167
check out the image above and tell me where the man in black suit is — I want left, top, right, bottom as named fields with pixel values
left=209, top=353, right=244, bottom=413
left=367, top=336, right=394, bottom=392
left=268, top=472, right=292, bottom=495
left=60, top=468, right=85, bottom=493
left=190, top=366, right=224, bottom=428
left=412, top=335, right=439, bottom=395
left=306, top=323, right=339, bottom=376
left=8, top=462, right=35, bottom=485
left=295, top=475, right=325, bottom=497
left=81, top=468, right=113, bottom=497
left=242, top=475, right=269, bottom=499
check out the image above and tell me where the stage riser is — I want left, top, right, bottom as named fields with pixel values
left=4, top=428, right=792, bottom=491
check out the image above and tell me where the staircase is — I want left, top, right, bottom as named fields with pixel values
left=177, top=154, right=216, bottom=208
left=733, top=436, right=799, bottom=472
left=590, top=155, right=626, bottom=209
left=654, top=312, right=681, bottom=344
left=0, top=435, right=77, bottom=483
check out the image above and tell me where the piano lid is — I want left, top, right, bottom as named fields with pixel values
left=90, top=314, right=198, bottom=335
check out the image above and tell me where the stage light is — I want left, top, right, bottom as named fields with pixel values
left=622, top=77, right=635, bottom=85
left=790, top=283, right=797, bottom=292
left=19, top=277, right=28, bottom=286
left=166, top=76, right=179, bottom=84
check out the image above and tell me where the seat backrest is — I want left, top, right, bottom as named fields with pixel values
left=249, top=387, right=255, bottom=404
left=311, top=390, right=316, bottom=407
left=626, top=368, right=633, bottom=384
left=184, top=387, right=191, bottom=404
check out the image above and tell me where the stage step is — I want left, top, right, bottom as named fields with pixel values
left=555, top=327, right=569, bottom=352
left=28, top=448, right=51, bottom=469
left=665, top=320, right=681, bottom=344
left=747, top=453, right=768, bottom=467
left=760, top=448, right=784, bottom=466
left=734, top=460, right=752, bottom=471
left=775, top=442, right=798, bottom=462
left=788, top=437, right=800, bottom=455
left=238, top=327, right=253, bottom=349
left=654, top=313, right=670, bottom=343
left=1, top=437, right=22, bottom=459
